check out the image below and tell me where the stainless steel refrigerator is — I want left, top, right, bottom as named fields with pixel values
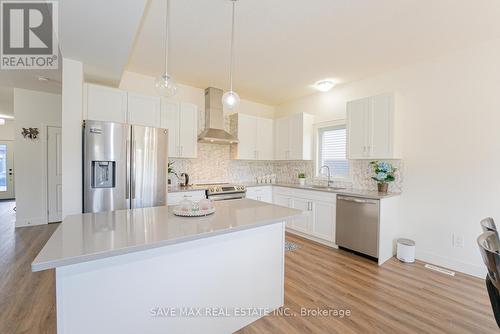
left=83, top=120, right=168, bottom=213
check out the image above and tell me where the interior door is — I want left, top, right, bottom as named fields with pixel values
left=47, top=127, right=62, bottom=222
left=131, top=125, right=168, bottom=209
left=0, top=141, right=14, bottom=199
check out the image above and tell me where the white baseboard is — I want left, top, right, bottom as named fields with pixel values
left=286, top=228, right=338, bottom=249
left=16, top=216, right=47, bottom=227
left=416, top=249, right=486, bottom=279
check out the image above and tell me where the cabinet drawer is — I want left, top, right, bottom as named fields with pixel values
left=167, top=190, right=206, bottom=205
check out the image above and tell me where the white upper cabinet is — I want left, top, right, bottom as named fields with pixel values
left=84, top=83, right=128, bottom=123
left=230, top=113, right=274, bottom=160
left=274, top=112, right=314, bottom=160
left=274, top=116, right=290, bottom=160
left=347, top=93, right=395, bottom=159
left=85, top=83, right=161, bottom=128
left=127, top=92, right=161, bottom=127
left=161, top=100, right=198, bottom=158
left=178, top=103, right=198, bottom=158
left=256, top=117, right=274, bottom=160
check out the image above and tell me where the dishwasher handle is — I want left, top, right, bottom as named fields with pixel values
left=337, top=196, right=378, bottom=204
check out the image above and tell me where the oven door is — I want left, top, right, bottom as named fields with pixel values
left=208, top=193, right=246, bottom=201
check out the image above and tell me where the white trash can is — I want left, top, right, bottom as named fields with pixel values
left=396, top=238, right=415, bottom=263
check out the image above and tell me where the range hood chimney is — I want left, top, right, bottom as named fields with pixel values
left=198, top=87, right=238, bottom=144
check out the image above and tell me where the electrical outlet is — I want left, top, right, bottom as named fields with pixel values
left=453, top=233, right=464, bottom=248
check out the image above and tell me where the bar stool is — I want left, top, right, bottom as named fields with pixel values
left=477, top=230, right=500, bottom=327
left=481, top=217, right=498, bottom=235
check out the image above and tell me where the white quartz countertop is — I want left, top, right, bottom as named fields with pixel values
left=245, top=183, right=400, bottom=199
left=168, top=182, right=400, bottom=199
left=32, top=199, right=302, bottom=272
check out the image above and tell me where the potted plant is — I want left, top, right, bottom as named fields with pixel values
left=370, top=161, right=396, bottom=193
left=168, top=161, right=175, bottom=185
left=298, top=172, right=306, bottom=186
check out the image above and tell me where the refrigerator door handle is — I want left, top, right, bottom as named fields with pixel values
left=131, top=140, right=136, bottom=200
left=125, top=139, right=130, bottom=200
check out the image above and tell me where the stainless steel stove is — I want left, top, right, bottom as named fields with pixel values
left=199, top=183, right=246, bottom=201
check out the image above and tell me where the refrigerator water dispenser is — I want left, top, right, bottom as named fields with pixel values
left=92, top=161, right=115, bottom=188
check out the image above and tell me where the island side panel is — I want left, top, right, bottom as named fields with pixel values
left=55, top=222, right=285, bottom=334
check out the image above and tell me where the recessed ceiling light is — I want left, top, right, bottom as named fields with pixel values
left=315, top=80, right=336, bottom=92
left=38, top=76, right=50, bottom=82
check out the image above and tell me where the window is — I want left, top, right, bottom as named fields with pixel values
left=317, top=125, right=349, bottom=178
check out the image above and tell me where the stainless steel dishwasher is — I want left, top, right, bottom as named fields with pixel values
left=336, top=196, right=380, bottom=259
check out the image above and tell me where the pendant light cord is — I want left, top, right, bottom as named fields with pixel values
left=229, top=0, right=236, bottom=92
left=164, top=0, right=170, bottom=74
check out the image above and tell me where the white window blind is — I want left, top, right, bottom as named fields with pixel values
left=318, top=125, right=349, bottom=177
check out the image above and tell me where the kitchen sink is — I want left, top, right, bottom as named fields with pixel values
left=310, top=185, right=346, bottom=191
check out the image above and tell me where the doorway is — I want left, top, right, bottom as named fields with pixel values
left=0, top=140, right=14, bottom=200
left=47, top=126, right=62, bottom=222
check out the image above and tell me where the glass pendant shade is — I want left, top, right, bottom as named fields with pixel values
left=155, top=73, right=177, bottom=97
left=222, top=90, right=240, bottom=109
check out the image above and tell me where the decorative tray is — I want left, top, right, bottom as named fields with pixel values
left=173, top=207, right=216, bottom=217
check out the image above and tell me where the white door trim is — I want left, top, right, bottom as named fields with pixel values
left=0, top=140, right=15, bottom=200
left=44, top=124, right=62, bottom=223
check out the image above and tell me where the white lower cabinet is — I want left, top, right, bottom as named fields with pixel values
left=289, top=197, right=311, bottom=233
left=273, top=187, right=336, bottom=245
left=245, top=186, right=273, bottom=203
left=310, top=199, right=336, bottom=242
left=167, top=190, right=206, bottom=206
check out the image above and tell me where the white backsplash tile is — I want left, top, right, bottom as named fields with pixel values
left=170, top=144, right=403, bottom=192
left=175, top=115, right=403, bottom=190
left=350, top=159, right=404, bottom=192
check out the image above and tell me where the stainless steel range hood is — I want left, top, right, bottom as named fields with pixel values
left=198, top=87, right=238, bottom=144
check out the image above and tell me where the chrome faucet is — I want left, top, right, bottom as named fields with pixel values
left=319, top=165, right=334, bottom=187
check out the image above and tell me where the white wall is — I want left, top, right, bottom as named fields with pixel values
left=0, top=119, right=15, bottom=140
left=119, top=71, right=275, bottom=119
left=62, top=58, right=84, bottom=218
left=276, top=38, right=500, bottom=277
left=14, top=89, right=61, bottom=227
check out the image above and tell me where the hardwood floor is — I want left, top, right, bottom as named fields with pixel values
left=0, top=200, right=59, bottom=334
left=238, top=234, right=498, bottom=334
left=0, top=200, right=496, bottom=333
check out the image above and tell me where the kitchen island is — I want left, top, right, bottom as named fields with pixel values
left=32, top=199, right=302, bottom=334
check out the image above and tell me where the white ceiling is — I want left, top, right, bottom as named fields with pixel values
left=0, top=87, right=14, bottom=118
left=127, top=0, right=500, bottom=105
left=59, top=0, right=148, bottom=86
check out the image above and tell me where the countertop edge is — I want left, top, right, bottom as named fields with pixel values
left=31, top=212, right=301, bottom=272
left=170, top=183, right=401, bottom=199
left=244, top=183, right=401, bottom=199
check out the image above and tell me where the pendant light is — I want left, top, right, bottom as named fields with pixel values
left=222, top=0, right=240, bottom=109
left=155, top=0, right=177, bottom=97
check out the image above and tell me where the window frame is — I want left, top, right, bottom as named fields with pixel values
left=314, top=120, right=351, bottom=181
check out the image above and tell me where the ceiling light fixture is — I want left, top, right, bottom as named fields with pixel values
left=315, top=80, right=335, bottom=92
left=222, top=0, right=240, bottom=110
left=155, top=0, right=177, bottom=97
left=0, top=119, right=5, bottom=126
left=38, top=75, right=50, bottom=82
